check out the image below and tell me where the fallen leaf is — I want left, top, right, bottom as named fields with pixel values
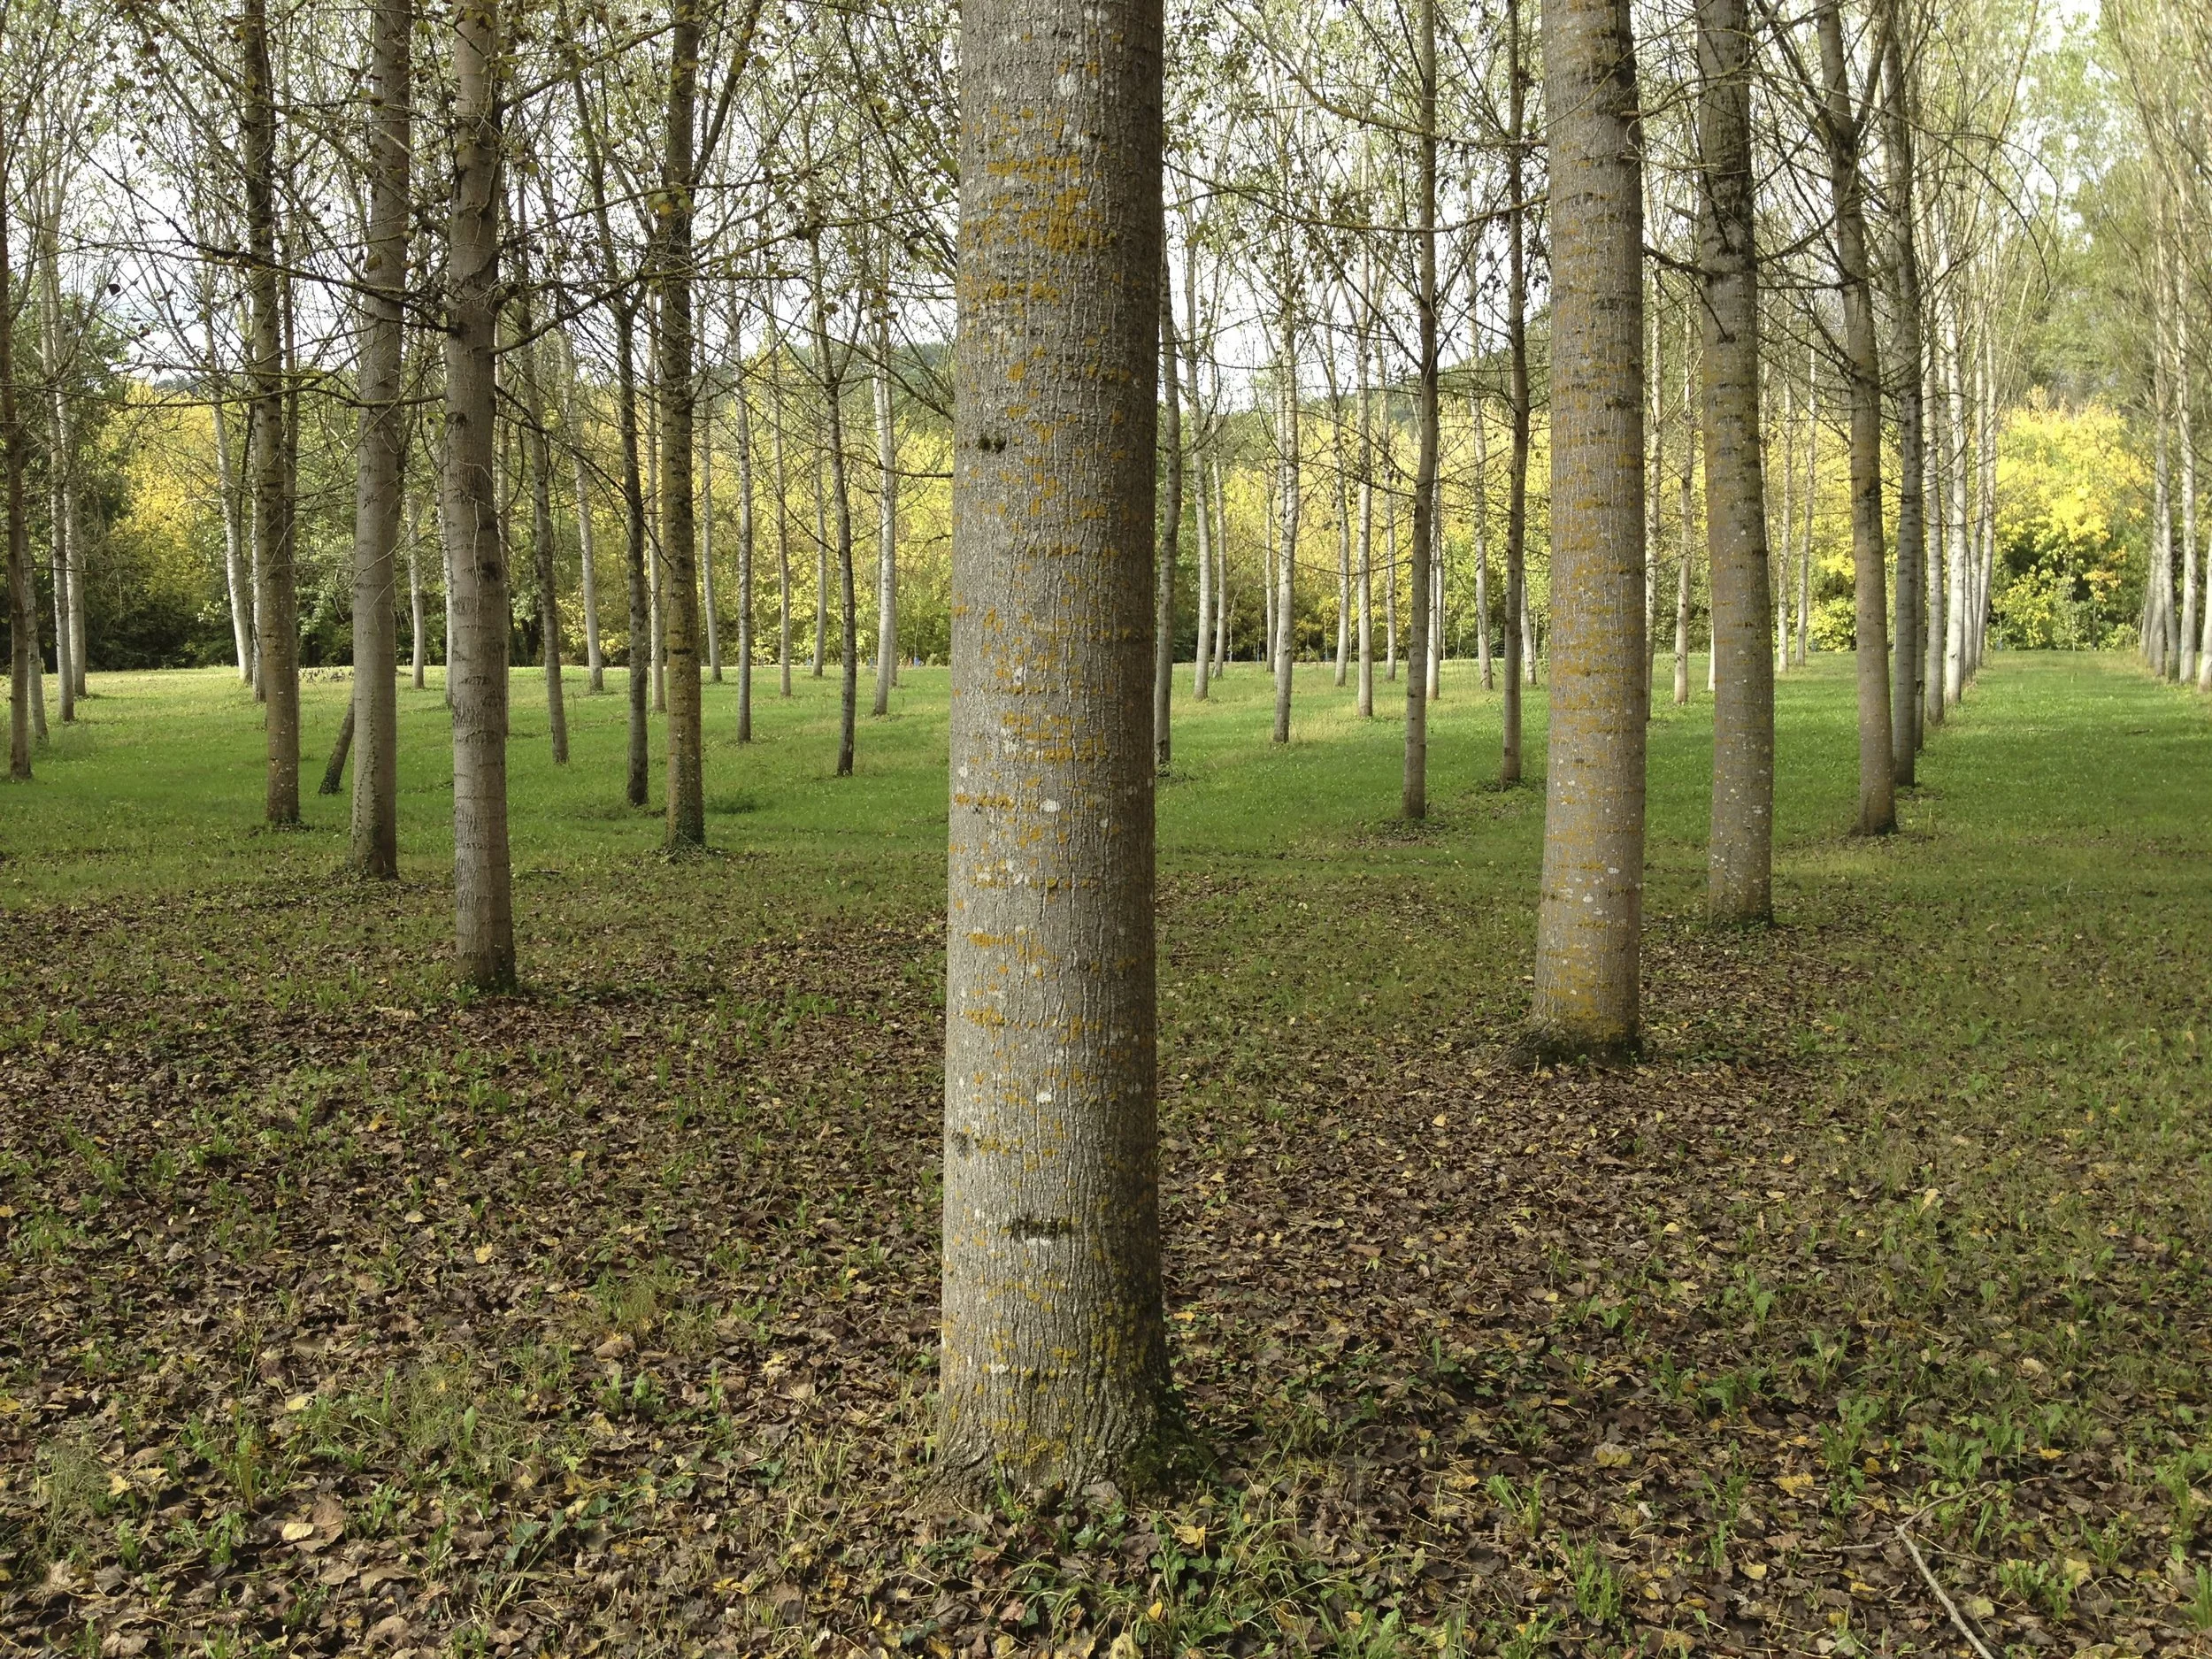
left=280, top=1518, right=316, bottom=1543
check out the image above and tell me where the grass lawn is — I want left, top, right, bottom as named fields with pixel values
left=5, top=650, right=2212, bottom=1659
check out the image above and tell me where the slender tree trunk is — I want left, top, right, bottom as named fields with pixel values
left=703, top=386, right=721, bottom=682
left=939, top=0, right=1169, bottom=1489
left=1384, top=480, right=1398, bottom=680
left=514, top=237, right=569, bottom=766
left=1881, top=13, right=1924, bottom=771
left=1502, top=0, right=1530, bottom=783
left=206, top=313, right=253, bottom=683
left=1531, top=0, right=1647, bottom=1056
left=243, top=0, right=298, bottom=823
left=1262, top=473, right=1276, bottom=672
left=444, top=0, right=515, bottom=989
left=1188, top=280, right=1213, bottom=700
left=1674, top=320, right=1694, bottom=707
left=1974, top=326, right=1995, bottom=672
left=408, top=495, right=427, bottom=688
left=1473, top=383, right=1492, bottom=691
left=735, top=357, right=756, bottom=740
left=348, top=0, right=411, bottom=874
left=618, top=302, right=651, bottom=803
left=812, top=424, right=827, bottom=679
left=1944, top=294, right=1966, bottom=705
left=1777, top=373, right=1795, bottom=670
left=572, top=438, right=603, bottom=692
left=2151, top=326, right=2174, bottom=677
left=1156, top=257, right=1180, bottom=771
left=1402, top=0, right=1437, bottom=815
left=873, top=296, right=899, bottom=715
left=1333, top=411, right=1351, bottom=688
left=811, top=234, right=857, bottom=777
left=1699, top=0, right=1772, bottom=923
left=1801, top=339, right=1815, bottom=664
left=321, top=702, right=356, bottom=795
left=772, top=350, right=794, bottom=696
left=648, top=370, right=666, bottom=713
left=1356, top=319, right=1375, bottom=716
left=1923, top=305, right=1946, bottom=725
left=2, top=201, right=32, bottom=780
left=1815, top=0, right=1894, bottom=833
left=2179, top=300, right=2199, bottom=683
left=659, top=0, right=704, bottom=844
left=1212, top=459, right=1229, bottom=675
left=40, top=253, right=74, bottom=725
left=1272, top=307, right=1298, bottom=744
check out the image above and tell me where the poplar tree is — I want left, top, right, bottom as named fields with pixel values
left=939, top=0, right=1171, bottom=1489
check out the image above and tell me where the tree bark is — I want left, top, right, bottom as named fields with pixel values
left=1815, top=0, right=1894, bottom=833
left=1880, top=12, right=1924, bottom=771
left=703, top=387, right=720, bottom=682
left=1271, top=306, right=1298, bottom=745
left=514, top=231, right=569, bottom=766
left=1356, top=307, right=1375, bottom=717
left=940, top=0, right=1170, bottom=1491
left=1402, top=0, right=1436, bottom=816
left=444, top=0, right=515, bottom=989
left=1531, top=0, right=1647, bottom=1056
left=408, top=495, right=426, bottom=688
left=348, top=0, right=411, bottom=875
left=1156, top=255, right=1180, bottom=771
left=1187, top=257, right=1213, bottom=701
left=243, top=0, right=299, bottom=824
left=771, top=345, right=794, bottom=696
left=40, top=247, right=74, bottom=725
left=735, top=348, right=757, bottom=740
left=658, top=0, right=704, bottom=844
left=1502, top=0, right=1530, bottom=784
left=321, top=701, right=356, bottom=795
left=810, top=233, right=857, bottom=777
left=2, top=201, right=32, bottom=780
left=873, top=288, right=899, bottom=717
left=1698, top=0, right=1773, bottom=924
left=1674, top=317, right=1694, bottom=707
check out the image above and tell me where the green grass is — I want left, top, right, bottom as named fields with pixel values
left=11, top=648, right=2212, bottom=1659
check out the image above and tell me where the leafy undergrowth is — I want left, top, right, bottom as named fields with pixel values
left=5, top=869, right=2212, bottom=1659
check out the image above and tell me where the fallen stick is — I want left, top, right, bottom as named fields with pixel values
left=1895, top=1524, right=1996, bottom=1659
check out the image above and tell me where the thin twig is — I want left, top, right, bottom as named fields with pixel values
left=1896, top=1524, right=1997, bottom=1659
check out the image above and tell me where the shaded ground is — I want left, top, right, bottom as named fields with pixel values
left=7, top=656, right=2212, bottom=1658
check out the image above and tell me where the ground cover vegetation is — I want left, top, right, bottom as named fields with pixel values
left=8, top=656, right=2212, bottom=1659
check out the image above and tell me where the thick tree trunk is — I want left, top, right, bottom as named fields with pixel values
left=1156, top=260, right=1180, bottom=771
left=1531, top=0, right=1646, bottom=1056
left=348, top=0, right=411, bottom=875
left=1881, top=13, right=1924, bottom=772
left=2, top=206, right=32, bottom=780
left=444, top=0, right=516, bottom=989
left=657, top=4, right=704, bottom=843
left=940, top=0, right=1170, bottom=1490
left=243, top=0, right=299, bottom=824
left=1502, top=0, right=1530, bottom=784
left=1815, top=0, right=1894, bottom=833
left=1698, top=0, right=1772, bottom=924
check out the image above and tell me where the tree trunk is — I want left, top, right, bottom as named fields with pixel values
left=1473, top=380, right=1492, bottom=691
left=348, top=0, right=411, bottom=875
left=1674, top=319, right=1694, bottom=708
left=772, top=348, right=793, bottom=697
left=1815, top=0, right=1894, bottom=834
left=408, top=496, right=427, bottom=688
left=1922, top=305, right=1945, bottom=725
left=2151, top=324, right=2173, bottom=677
left=1384, top=479, right=1398, bottom=680
left=703, top=387, right=721, bottom=683
left=940, top=0, right=1170, bottom=1490
left=1801, top=340, right=1815, bottom=664
left=444, top=0, right=515, bottom=989
left=1156, top=257, right=1180, bottom=771
left=321, top=701, right=356, bottom=795
left=1402, top=0, right=1436, bottom=816
left=1880, top=12, right=1924, bottom=771
left=1698, top=0, right=1772, bottom=924
left=735, top=351, right=756, bottom=740
left=514, top=236, right=569, bottom=766
left=1272, top=311, right=1298, bottom=744
left=1502, top=0, right=1530, bottom=783
left=2179, top=300, right=2199, bottom=683
left=1187, top=262, right=1213, bottom=701
left=1531, top=0, right=1647, bottom=1056
left=2, top=202, right=32, bottom=780
left=810, top=234, right=857, bottom=778
left=618, top=303, right=651, bottom=803
left=1356, top=316, right=1375, bottom=717
left=1211, top=460, right=1229, bottom=676
left=872, top=295, right=899, bottom=716
left=243, top=0, right=299, bottom=824
left=40, top=250, right=74, bottom=725
left=572, top=436, right=603, bottom=692
left=657, top=2, right=704, bottom=842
